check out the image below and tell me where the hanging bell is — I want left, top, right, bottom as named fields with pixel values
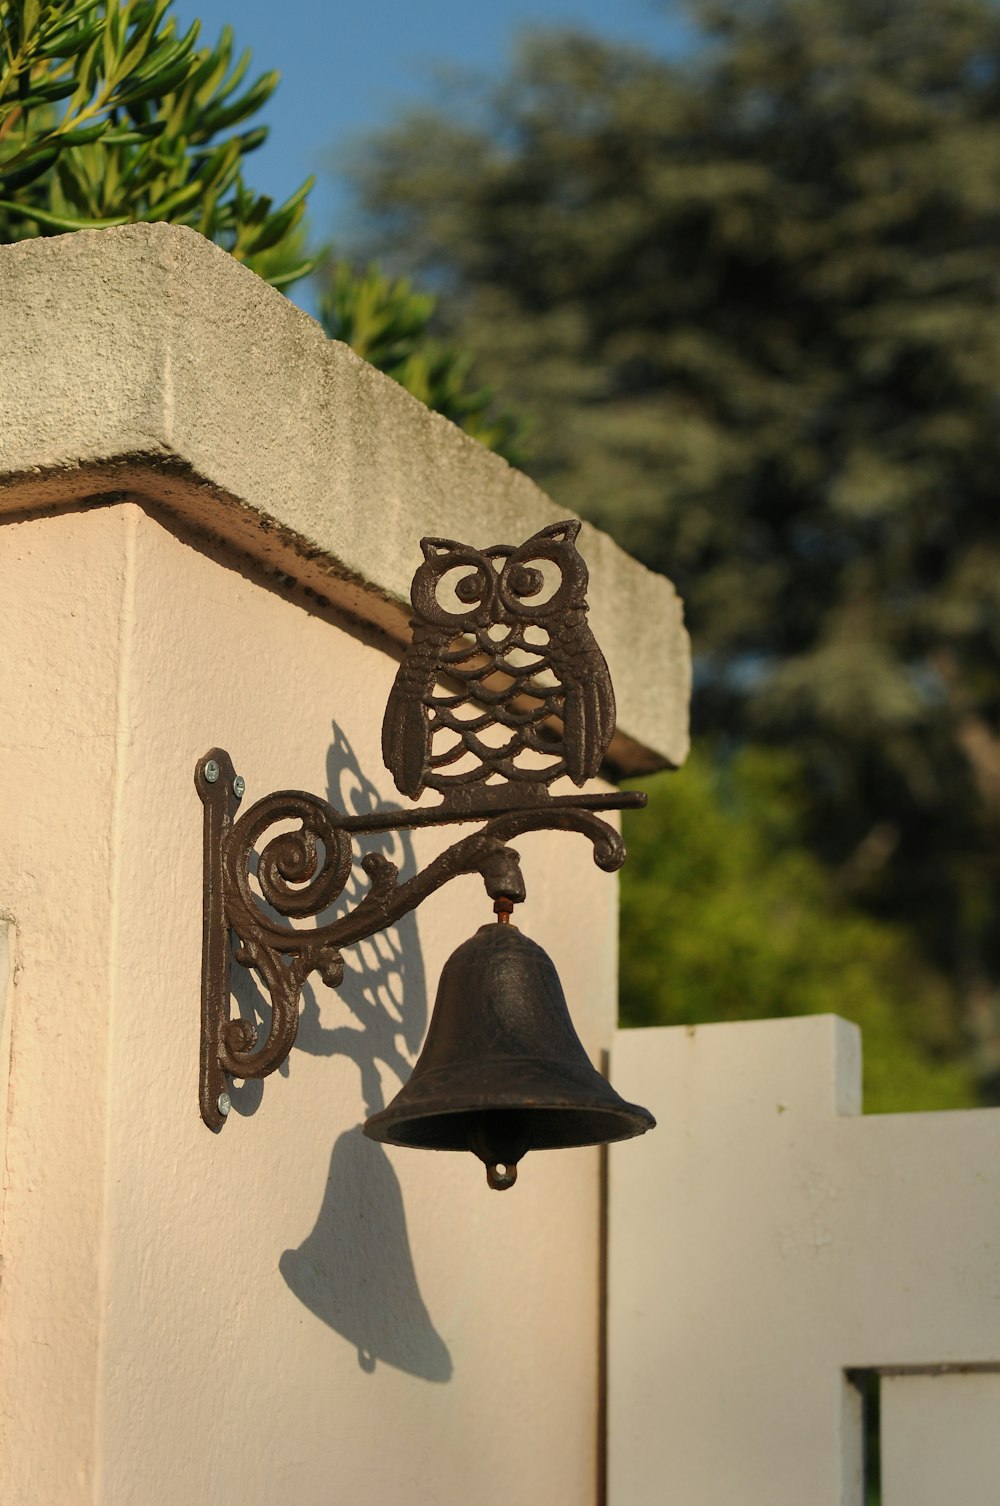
left=363, top=921, right=655, bottom=1190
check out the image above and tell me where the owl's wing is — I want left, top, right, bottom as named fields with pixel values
left=381, top=624, right=445, bottom=798
left=549, top=611, right=616, bottom=783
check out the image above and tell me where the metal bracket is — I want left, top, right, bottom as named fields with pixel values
left=196, top=747, right=643, bottom=1130
left=196, top=518, right=647, bottom=1129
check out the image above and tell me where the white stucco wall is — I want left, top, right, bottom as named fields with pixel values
left=0, top=501, right=621, bottom=1506
left=0, top=226, right=689, bottom=1506
left=0, top=504, right=130, bottom=1503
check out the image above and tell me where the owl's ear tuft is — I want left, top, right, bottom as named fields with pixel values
left=420, top=537, right=456, bottom=562
left=532, top=519, right=581, bottom=546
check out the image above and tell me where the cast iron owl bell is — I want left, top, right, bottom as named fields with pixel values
left=198, top=519, right=656, bottom=1183
left=364, top=918, right=655, bottom=1189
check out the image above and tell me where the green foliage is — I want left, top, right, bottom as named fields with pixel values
left=621, top=751, right=976, bottom=1112
left=348, top=0, right=1000, bottom=1087
left=0, top=0, right=314, bottom=286
left=317, top=260, right=527, bottom=461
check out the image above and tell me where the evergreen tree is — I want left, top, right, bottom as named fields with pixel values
left=0, top=0, right=313, bottom=285
left=349, top=0, right=1000, bottom=1090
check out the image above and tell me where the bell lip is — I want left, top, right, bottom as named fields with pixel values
left=368, top=922, right=658, bottom=1154
left=371, top=1055, right=642, bottom=1100
left=363, top=1098, right=656, bottom=1152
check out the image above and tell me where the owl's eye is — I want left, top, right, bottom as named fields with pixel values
left=506, top=564, right=543, bottom=599
left=455, top=573, right=485, bottom=604
left=502, top=555, right=564, bottom=611
left=432, top=563, right=489, bottom=615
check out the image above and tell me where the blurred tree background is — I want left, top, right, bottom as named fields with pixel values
left=339, top=0, right=1000, bottom=1111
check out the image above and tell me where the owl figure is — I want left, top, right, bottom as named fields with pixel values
left=382, top=520, right=616, bottom=803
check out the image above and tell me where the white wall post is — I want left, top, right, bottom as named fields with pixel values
left=608, top=1016, right=1000, bottom=1505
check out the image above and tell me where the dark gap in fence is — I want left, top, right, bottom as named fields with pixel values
left=848, top=1370, right=882, bottom=1505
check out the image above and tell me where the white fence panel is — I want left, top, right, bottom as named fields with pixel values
left=881, top=1371, right=1000, bottom=1506
left=608, top=1016, right=1000, bottom=1506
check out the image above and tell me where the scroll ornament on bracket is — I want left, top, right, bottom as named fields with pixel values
left=197, top=519, right=655, bottom=1189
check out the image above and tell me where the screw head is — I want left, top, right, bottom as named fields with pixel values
left=233, top=775, right=246, bottom=800
left=217, top=1092, right=232, bottom=1118
left=204, top=759, right=220, bottom=784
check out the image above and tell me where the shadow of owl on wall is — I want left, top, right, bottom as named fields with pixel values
left=381, top=520, right=615, bottom=804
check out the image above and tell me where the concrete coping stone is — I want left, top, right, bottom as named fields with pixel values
left=0, top=223, right=689, bottom=774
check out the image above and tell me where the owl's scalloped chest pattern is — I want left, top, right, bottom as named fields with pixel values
left=381, top=521, right=615, bottom=805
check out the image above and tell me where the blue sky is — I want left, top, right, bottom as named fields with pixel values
left=169, top=0, right=694, bottom=301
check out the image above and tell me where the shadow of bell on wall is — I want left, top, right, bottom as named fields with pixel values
left=280, top=1129, right=452, bottom=1383
left=196, top=521, right=656, bottom=1190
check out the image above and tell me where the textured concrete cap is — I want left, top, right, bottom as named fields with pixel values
left=0, top=223, right=689, bottom=772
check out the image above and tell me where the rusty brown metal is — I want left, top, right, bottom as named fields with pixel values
left=197, top=748, right=241, bottom=1132
left=196, top=520, right=654, bottom=1180
left=196, top=753, right=637, bottom=1131
left=382, top=520, right=618, bottom=806
left=363, top=923, right=656, bottom=1190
